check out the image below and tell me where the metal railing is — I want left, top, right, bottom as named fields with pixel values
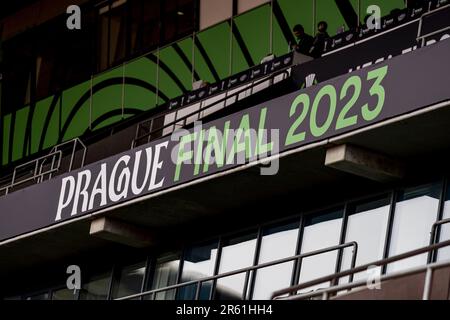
left=117, top=242, right=358, bottom=300
left=416, top=3, right=450, bottom=46
left=131, top=69, right=291, bottom=148
left=0, top=138, right=86, bottom=196
left=271, top=220, right=450, bottom=300
left=0, top=151, right=62, bottom=196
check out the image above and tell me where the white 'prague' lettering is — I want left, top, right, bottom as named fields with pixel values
left=55, top=141, right=169, bottom=221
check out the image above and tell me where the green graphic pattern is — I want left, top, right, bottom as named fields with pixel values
left=0, top=0, right=405, bottom=167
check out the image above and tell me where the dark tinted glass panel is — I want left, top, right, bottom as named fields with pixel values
left=150, top=253, right=180, bottom=300
left=79, top=272, right=111, bottom=300
left=178, top=240, right=219, bottom=300
left=111, top=261, right=146, bottom=299
left=162, top=0, right=196, bottom=44
left=25, top=292, right=50, bottom=300
left=51, top=288, right=78, bottom=300
left=1, top=33, right=33, bottom=114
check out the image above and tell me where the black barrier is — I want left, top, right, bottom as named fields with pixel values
left=167, top=53, right=294, bottom=111
left=293, top=4, right=450, bottom=89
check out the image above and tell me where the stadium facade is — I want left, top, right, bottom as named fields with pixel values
left=1, top=0, right=450, bottom=300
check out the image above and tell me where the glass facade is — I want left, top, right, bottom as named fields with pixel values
left=111, top=261, right=146, bottom=299
left=252, top=221, right=299, bottom=300
left=387, top=183, right=441, bottom=273
left=298, top=208, right=344, bottom=292
left=215, top=232, right=258, bottom=300
left=150, top=253, right=181, bottom=300
left=340, top=195, right=390, bottom=281
left=51, top=288, right=78, bottom=301
left=79, top=272, right=112, bottom=300
left=178, top=240, right=219, bottom=300
left=437, top=184, right=450, bottom=261
left=7, top=178, right=450, bottom=300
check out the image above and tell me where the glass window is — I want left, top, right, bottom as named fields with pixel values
left=298, top=208, right=344, bottom=292
left=178, top=240, right=219, bottom=300
left=437, top=183, right=450, bottom=261
left=252, top=221, right=299, bottom=300
left=51, top=288, right=78, bottom=300
left=215, top=232, right=258, bottom=300
left=79, top=272, right=112, bottom=300
left=340, top=195, right=390, bottom=282
left=150, top=253, right=181, bottom=300
left=1, top=33, right=34, bottom=114
left=130, top=0, right=161, bottom=55
left=387, top=183, right=441, bottom=273
left=111, top=261, right=146, bottom=299
left=25, top=292, right=50, bottom=300
left=96, top=0, right=128, bottom=71
left=161, top=0, right=197, bottom=44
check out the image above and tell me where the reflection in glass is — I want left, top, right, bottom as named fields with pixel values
left=25, top=292, right=50, bottom=300
left=150, top=253, right=180, bottom=300
left=298, top=208, right=344, bottom=292
left=51, top=288, right=78, bottom=300
left=388, top=183, right=441, bottom=272
left=111, top=261, right=146, bottom=299
left=178, top=241, right=219, bottom=300
left=252, top=221, right=299, bottom=300
left=340, top=195, right=390, bottom=282
left=215, top=232, right=258, bottom=300
left=79, top=272, right=111, bottom=300
left=437, top=185, right=450, bottom=261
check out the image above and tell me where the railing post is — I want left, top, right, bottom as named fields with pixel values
left=194, top=281, right=202, bottom=300
left=242, top=271, right=251, bottom=300
left=422, top=267, right=434, bottom=300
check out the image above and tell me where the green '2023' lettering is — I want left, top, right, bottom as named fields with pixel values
left=285, top=65, right=388, bottom=147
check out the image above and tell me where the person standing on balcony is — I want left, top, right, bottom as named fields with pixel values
left=310, top=21, right=330, bottom=58
left=292, top=24, right=314, bottom=56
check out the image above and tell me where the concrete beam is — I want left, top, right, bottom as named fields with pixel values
left=325, top=144, right=404, bottom=182
left=89, top=217, right=155, bottom=248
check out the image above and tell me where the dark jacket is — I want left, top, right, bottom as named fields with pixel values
left=310, top=31, right=330, bottom=58
left=295, top=33, right=314, bottom=56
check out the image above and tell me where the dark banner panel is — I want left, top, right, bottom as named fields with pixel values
left=0, top=39, right=450, bottom=242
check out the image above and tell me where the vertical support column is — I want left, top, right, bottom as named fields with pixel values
left=155, top=47, right=160, bottom=107
left=357, top=0, right=361, bottom=28
left=89, top=75, right=94, bottom=130
left=269, top=0, right=274, bottom=54
left=0, top=23, right=3, bottom=167
left=191, top=32, right=196, bottom=86
left=229, top=18, right=234, bottom=76
left=313, top=0, right=317, bottom=36
left=121, top=62, right=125, bottom=119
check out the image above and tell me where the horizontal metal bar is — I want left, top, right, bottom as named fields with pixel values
left=133, top=69, right=290, bottom=146
left=279, top=258, right=450, bottom=301
left=420, top=3, right=450, bottom=18
left=14, top=151, right=63, bottom=172
left=417, top=26, right=450, bottom=40
left=271, top=238, right=450, bottom=299
left=116, top=242, right=357, bottom=300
